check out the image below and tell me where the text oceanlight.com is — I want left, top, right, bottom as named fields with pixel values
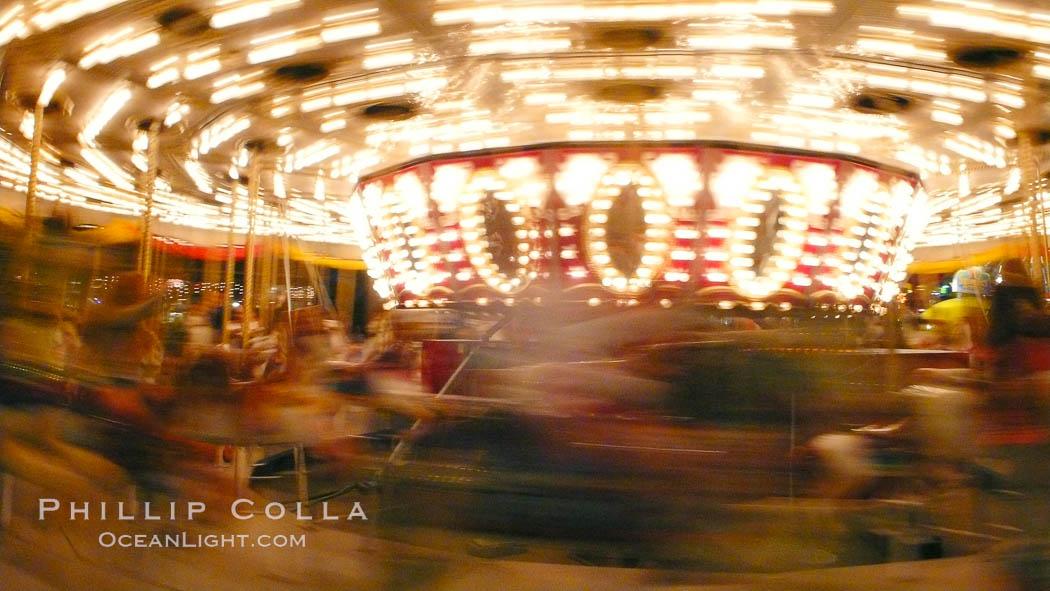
left=97, top=532, right=306, bottom=548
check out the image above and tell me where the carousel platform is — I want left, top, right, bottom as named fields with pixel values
left=0, top=476, right=1023, bottom=591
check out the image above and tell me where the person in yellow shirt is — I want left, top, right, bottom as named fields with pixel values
left=920, top=267, right=990, bottom=352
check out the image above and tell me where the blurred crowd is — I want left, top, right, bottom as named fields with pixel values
left=0, top=213, right=363, bottom=514
left=2, top=213, right=1050, bottom=581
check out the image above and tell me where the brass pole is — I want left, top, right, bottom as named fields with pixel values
left=1018, top=131, right=1044, bottom=292
left=221, top=188, right=240, bottom=346
left=16, top=102, right=46, bottom=301
left=282, top=230, right=294, bottom=331
left=1030, top=155, right=1050, bottom=296
left=241, top=152, right=261, bottom=349
left=24, top=101, right=45, bottom=233
left=258, top=230, right=273, bottom=331
left=138, top=119, right=162, bottom=279
left=270, top=232, right=280, bottom=320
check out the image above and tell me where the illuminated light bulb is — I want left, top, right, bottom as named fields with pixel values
left=147, top=67, right=179, bottom=89
left=184, top=59, right=221, bottom=80
left=321, top=21, right=381, bottom=43
left=19, top=110, right=34, bottom=140
left=248, top=37, right=323, bottom=64
left=38, top=67, right=65, bottom=106
left=132, top=131, right=148, bottom=153
left=314, top=175, right=325, bottom=201
left=1005, top=167, right=1021, bottom=194
left=931, top=110, right=963, bottom=126
left=711, top=157, right=762, bottom=208
left=363, top=51, right=415, bottom=70
left=150, top=55, right=179, bottom=73
left=271, top=171, right=286, bottom=198
left=211, top=82, right=265, bottom=104
left=692, top=89, right=741, bottom=102
left=557, top=154, right=608, bottom=206
left=958, top=170, right=970, bottom=198
left=469, top=37, right=572, bottom=55
left=211, top=1, right=295, bottom=29
left=649, top=153, right=701, bottom=205
left=163, top=103, right=188, bottom=128
left=524, top=92, right=567, bottom=105
left=688, top=34, right=794, bottom=51
left=994, top=124, right=1017, bottom=139
left=991, top=92, right=1024, bottom=109
left=79, top=31, right=160, bottom=69
left=81, top=87, right=132, bottom=144
left=710, top=64, right=764, bottom=79
left=789, top=93, right=834, bottom=109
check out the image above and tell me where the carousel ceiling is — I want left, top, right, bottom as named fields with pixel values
left=0, top=0, right=1049, bottom=249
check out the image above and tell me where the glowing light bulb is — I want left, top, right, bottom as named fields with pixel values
left=314, top=175, right=326, bottom=201
left=38, top=67, right=65, bottom=106
left=273, top=171, right=286, bottom=198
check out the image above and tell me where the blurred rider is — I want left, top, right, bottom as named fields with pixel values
left=77, top=272, right=164, bottom=385
left=986, top=258, right=1050, bottom=377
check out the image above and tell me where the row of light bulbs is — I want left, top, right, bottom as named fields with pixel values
left=353, top=149, right=926, bottom=305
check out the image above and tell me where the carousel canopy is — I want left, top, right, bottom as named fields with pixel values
left=0, top=0, right=1048, bottom=289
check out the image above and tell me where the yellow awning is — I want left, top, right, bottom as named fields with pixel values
left=77, top=218, right=141, bottom=244
left=1, top=209, right=366, bottom=269
left=907, top=241, right=1031, bottom=275
left=290, top=249, right=367, bottom=270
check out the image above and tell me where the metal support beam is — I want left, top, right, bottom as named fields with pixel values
left=241, top=152, right=261, bottom=350
left=221, top=186, right=239, bottom=346
left=23, top=101, right=44, bottom=234
left=138, top=119, right=162, bottom=279
left=258, top=232, right=273, bottom=331
left=1018, top=131, right=1046, bottom=294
